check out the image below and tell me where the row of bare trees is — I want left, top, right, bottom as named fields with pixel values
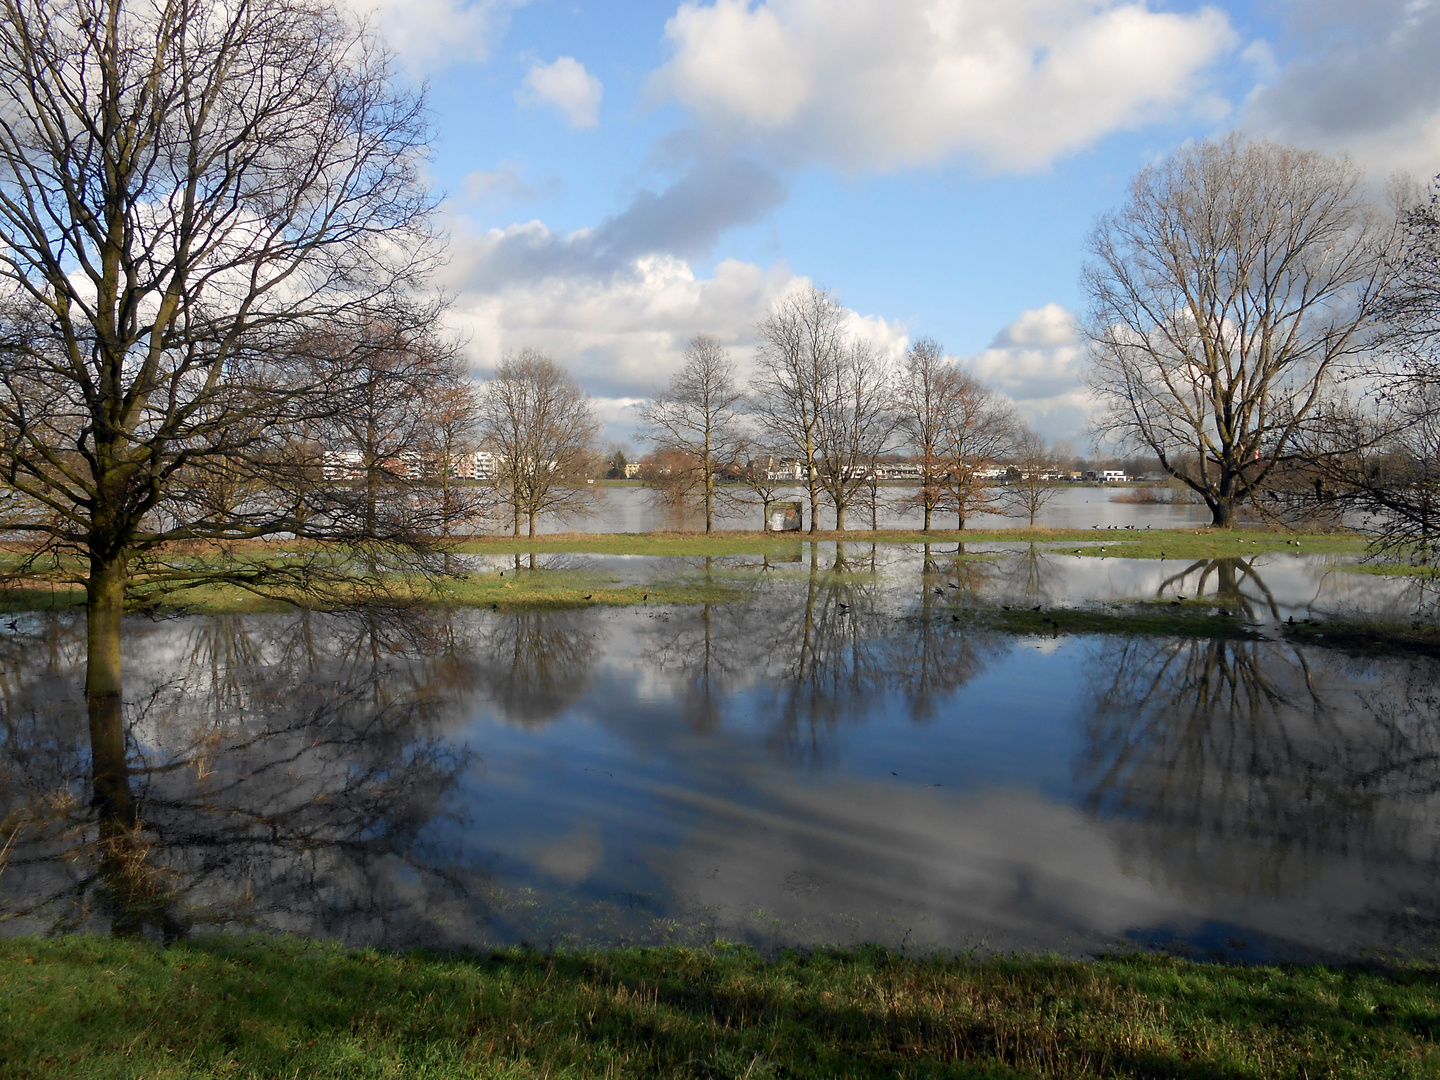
left=639, top=287, right=1046, bottom=534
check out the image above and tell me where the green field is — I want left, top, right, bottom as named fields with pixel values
left=3, top=937, right=1438, bottom=1079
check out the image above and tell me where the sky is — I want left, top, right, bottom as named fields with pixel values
left=347, top=0, right=1440, bottom=448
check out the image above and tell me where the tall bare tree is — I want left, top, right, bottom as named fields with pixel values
left=936, top=372, right=1017, bottom=529
left=477, top=348, right=598, bottom=537
left=812, top=338, right=897, bottom=531
left=1285, top=179, right=1440, bottom=564
left=1002, top=426, right=1061, bottom=528
left=752, top=286, right=849, bottom=533
left=897, top=336, right=960, bottom=531
left=638, top=334, right=743, bottom=533
left=1083, top=136, right=1395, bottom=527
left=0, top=0, right=440, bottom=878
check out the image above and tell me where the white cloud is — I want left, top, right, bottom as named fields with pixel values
left=964, top=303, right=1095, bottom=440
left=439, top=216, right=907, bottom=442
left=650, top=0, right=1237, bottom=171
left=517, top=57, right=604, bottom=129
left=341, top=0, right=525, bottom=71
left=1242, top=0, right=1440, bottom=176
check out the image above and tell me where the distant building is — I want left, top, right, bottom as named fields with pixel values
left=322, top=448, right=364, bottom=480
left=624, top=462, right=641, bottom=479
left=1100, top=470, right=1129, bottom=483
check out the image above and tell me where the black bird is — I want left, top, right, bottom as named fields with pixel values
left=5, top=619, right=16, bottom=631
left=952, top=614, right=961, bottom=621
left=1032, top=604, right=1041, bottom=611
left=1002, top=604, right=1011, bottom=611
left=948, top=582, right=958, bottom=589
left=643, top=593, right=648, bottom=601
left=584, top=594, right=592, bottom=600
left=934, top=587, right=944, bottom=596
left=1287, top=615, right=1295, bottom=624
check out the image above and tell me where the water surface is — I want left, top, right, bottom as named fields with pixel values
left=2, top=549, right=1436, bottom=963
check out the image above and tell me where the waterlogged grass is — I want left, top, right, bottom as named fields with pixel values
left=0, top=529, right=1393, bottom=616
left=970, top=603, right=1261, bottom=640
left=3, top=937, right=1439, bottom=1079
left=456, top=527, right=1370, bottom=561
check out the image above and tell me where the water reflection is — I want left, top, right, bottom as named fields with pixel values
left=0, top=611, right=477, bottom=942
left=478, top=611, right=597, bottom=726
left=2, top=574, right=1440, bottom=961
left=1079, top=633, right=1440, bottom=955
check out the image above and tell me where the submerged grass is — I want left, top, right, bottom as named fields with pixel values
left=2, top=937, right=1438, bottom=1079
left=969, top=603, right=1260, bottom=640
left=0, top=528, right=1393, bottom=617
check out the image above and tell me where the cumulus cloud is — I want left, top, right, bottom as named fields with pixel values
left=650, top=0, right=1237, bottom=171
left=1243, top=0, right=1440, bottom=176
left=964, top=303, right=1094, bottom=440
left=516, top=57, right=604, bottom=129
left=438, top=213, right=906, bottom=445
left=442, top=238, right=797, bottom=398
left=341, top=0, right=525, bottom=71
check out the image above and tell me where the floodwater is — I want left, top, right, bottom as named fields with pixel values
left=2, top=546, right=1438, bottom=964
left=524, top=483, right=1216, bottom=534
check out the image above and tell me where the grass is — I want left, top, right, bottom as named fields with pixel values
left=968, top=602, right=1261, bottom=640
left=452, top=527, right=1370, bottom=562
left=3, top=937, right=1439, bottom=1079
left=0, top=528, right=1387, bottom=617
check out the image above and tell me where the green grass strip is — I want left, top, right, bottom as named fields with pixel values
left=2, top=937, right=1439, bottom=1079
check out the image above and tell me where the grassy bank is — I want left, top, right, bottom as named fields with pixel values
left=450, top=527, right=1369, bottom=562
left=0, top=528, right=1380, bottom=616
left=2, top=937, right=1438, bottom=1079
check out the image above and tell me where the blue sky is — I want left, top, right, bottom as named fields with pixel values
left=351, top=0, right=1440, bottom=446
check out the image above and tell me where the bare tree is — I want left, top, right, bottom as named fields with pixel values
left=752, top=286, right=849, bottom=533
left=419, top=370, right=490, bottom=544
left=1002, top=427, right=1061, bottom=528
left=812, top=338, right=897, bottom=531
left=319, top=320, right=468, bottom=540
left=1083, top=136, right=1395, bottom=527
left=935, top=372, right=1018, bottom=529
left=477, top=349, right=599, bottom=536
left=1285, top=180, right=1440, bottom=564
left=638, top=335, right=744, bottom=532
left=897, top=336, right=960, bottom=531
left=0, top=0, right=440, bottom=878
left=732, top=440, right=794, bottom=531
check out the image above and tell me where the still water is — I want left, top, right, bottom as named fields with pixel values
left=2, top=547, right=1437, bottom=963
left=529, top=483, right=1215, bottom=533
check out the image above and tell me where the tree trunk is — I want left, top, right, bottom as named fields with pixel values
left=528, top=510, right=537, bottom=536
left=704, top=431, right=713, bottom=534
left=835, top=502, right=846, bottom=532
left=923, top=504, right=931, bottom=531
left=86, top=553, right=131, bottom=829
left=87, top=552, right=155, bottom=938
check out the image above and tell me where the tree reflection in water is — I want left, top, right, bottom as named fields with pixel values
left=0, top=610, right=478, bottom=942
left=1155, top=556, right=1282, bottom=619
left=1078, top=606, right=1440, bottom=942
left=641, top=543, right=1007, bottom=760
left=475, top=610, right=597, bottom=727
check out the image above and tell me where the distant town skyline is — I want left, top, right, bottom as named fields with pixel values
left=352, top=0, right=1440, bottom=445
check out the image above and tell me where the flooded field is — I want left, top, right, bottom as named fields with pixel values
left=529, top=483, right=1216, bottom=533
left=2, top=545, right=1437, bottom=964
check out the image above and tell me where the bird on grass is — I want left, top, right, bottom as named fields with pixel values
left=584, top=593, right=592, bottom=600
